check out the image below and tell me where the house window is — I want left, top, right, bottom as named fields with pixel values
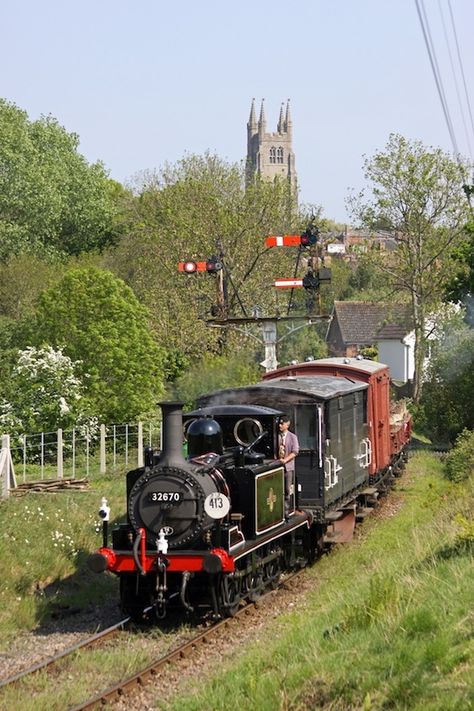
left=269, top=147, right=276, bottom=164
left=277, top=147, right=284, bottom=163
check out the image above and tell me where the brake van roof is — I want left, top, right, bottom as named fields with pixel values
left=198, top=375, right=367, bottom=406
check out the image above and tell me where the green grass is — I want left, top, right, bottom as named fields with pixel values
left=0, top=468, right=127, bottom=644
left=0, top=452, right=472, bottom=710
left=163, top=454, right=474, bottom=711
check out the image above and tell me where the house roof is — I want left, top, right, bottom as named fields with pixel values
left=331, top=301, right=413, bottom=344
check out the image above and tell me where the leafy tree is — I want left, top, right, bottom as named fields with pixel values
left=0, top=254, right=61, bottom=320
left=0, top=99, right=120, bottom=260
left=277, top=324, right=328, bottom=366
left=347, top=253, right=389, bottom=300
left=26, top=267, right=165, bottom=423
left=421, top=312, right=474, bottom=442
left=107, top=153, right=305, bottom=362
left=446, top=220, right=474, bottom=323
left=173, top=351, right=261, bottom=409
left=0, top=346, right=92, bottom=438
left=349, top=134, right=471, bottom=401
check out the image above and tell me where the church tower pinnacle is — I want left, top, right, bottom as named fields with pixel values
left=258, top=99, right=266, bottom=138
left=245, top=99, right=297, bottom=198
left=277, top=103, right=285, bottom=133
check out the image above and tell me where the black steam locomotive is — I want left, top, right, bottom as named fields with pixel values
left=89, top=358, right=411, bottom=622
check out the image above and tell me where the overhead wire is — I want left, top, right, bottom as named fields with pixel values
left=414, top=0, right=473, bottom=213
left=447, top=0, right=474, bottom=157
left=438, top=0, right=473, bottom=160
left=414, top=0, right=460, bottom=157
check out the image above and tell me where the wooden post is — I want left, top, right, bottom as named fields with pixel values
left=1, top=435, right=17, bottom=498
left=125, top=424, right=129, bottom=466
left=100, top=424, right=106, bottom=474
left=137, top=422, right=144, bottom=468
left=57, top=429, right=63, bottom=479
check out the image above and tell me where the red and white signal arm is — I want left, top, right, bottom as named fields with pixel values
left=178, top=261, right=207, bottom=273
left=274, top=278, right=304, bottom=289
left=265, top=235, right=302, bottom=248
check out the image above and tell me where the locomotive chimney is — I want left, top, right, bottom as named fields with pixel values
left=158, top=401, right=187, bottom=467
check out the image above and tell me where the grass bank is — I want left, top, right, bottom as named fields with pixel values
left=0, top=468, right=127, bottom=644
left=165, top=453, right=473, bottom=711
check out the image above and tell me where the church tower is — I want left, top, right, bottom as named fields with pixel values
left=246, top=99, right=297, bottom=195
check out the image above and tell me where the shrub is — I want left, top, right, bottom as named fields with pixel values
left=444, top=429, right=474, bottom=482
left=453, top=513, right=474, bottom=545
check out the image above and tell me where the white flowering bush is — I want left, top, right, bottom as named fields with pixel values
left=0, top=345, right=94, bottom=439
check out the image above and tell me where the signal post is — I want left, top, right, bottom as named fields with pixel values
left=178, top=224, right=331, bottom=371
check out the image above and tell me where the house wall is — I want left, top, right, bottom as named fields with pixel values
left=378, top=340, right=411, bottom=382
left=403, top=331, right=416, bottom=380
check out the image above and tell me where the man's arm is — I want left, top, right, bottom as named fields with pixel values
left=281, top=432, right=299, bottom=464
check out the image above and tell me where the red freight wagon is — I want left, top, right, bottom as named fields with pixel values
left=263, top=357, right=411, bottom=479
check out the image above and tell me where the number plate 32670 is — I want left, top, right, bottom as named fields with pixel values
left=148, top=492, right=182, bottom=502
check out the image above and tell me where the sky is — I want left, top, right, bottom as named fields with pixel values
left=2, top=0, right=474, bottom=223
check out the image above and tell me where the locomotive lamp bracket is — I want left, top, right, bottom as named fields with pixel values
left=157, top=529, right=169, bottom=555
left=98, top=497, right=110, bottom=548
left=98, top=497, right=110, bottom=522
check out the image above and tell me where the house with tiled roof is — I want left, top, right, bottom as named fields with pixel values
left=326, top=301, right=414, bottom=383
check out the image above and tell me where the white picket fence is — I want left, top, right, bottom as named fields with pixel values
left=0, top=422, right=160, bottom=498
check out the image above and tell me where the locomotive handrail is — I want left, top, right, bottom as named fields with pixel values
left=132, top=529, right=146, bottom=576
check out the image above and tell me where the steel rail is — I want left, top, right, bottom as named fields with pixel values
left=0, top=616, right=131, bottom=691
left=69, top=570, right=305, bottom=711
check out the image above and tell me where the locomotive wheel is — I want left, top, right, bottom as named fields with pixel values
left=264, top=558, right=282, bottom=590
left=220, top=575, right=242, bottom=617
left=244, top=571, right=264, bottom=602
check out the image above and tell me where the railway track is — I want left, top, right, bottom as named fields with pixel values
left=0, top=570, right=304, bottom=710
left=0, top=616, right=131, bottom=693
left=70, top=568, right=305, bottom=711
left=0, top=569, right=305, bottom=711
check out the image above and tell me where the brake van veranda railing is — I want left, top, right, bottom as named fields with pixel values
left=0, top=422, right=161, bottom=498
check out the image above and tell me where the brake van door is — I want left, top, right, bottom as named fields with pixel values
left=293, top=404, right=324, bottom=510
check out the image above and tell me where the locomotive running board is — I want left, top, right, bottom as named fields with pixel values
left=323, top=505, right=356, bottom=543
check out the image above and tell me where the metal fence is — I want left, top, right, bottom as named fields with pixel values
left=0, top=422, right=161, bottom=497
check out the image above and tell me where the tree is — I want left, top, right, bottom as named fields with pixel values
left=349, top=134, right=471, bottom=401
left=107, top=153, right=305, bottom=363
left=0, top=254, right=61, bottom=320
left=446, top=220, right=474, bottom=324
left=277, top=325, right=328, bottom=366
left=0, top=99, right=120, bottom=260
left=422, top=312, right=474, bottom=442
left=173, top=351, right=261, bottom=409
left=0, top=346, right=92, bottom=438
left=26, top=268, right=165, bottom=423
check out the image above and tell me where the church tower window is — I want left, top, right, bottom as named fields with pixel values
left=277, top=147, right=284, bottom=164
left=269, top=146, right=276, bottom=164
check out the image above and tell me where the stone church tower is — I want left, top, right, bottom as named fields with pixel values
left=246, top=99, right=297, bottom=194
